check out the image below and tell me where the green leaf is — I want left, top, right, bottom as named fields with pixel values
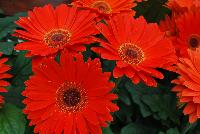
left=166, top=128, right=180, bottom=134
left=4, top=51, right=32, bottom=109
left=142, top=94, right=179, bottom=124
left=117, top=87, right=132, bottom=106
left=159, top=128, right=180, bottom=134
left=0, top=42, right=15, bottom=55
left=185, top=122, right=200, bottom=134
left=125, top=82, right=152, bottom=117
left=24, top=125, right=34, bottom=134
left=135, top=0, right=170, bottom=23
left=115, top=101, right=134, bottom=123
left=102, top=60, right=116, bottom=72
left=103, top=127, right=114, bottom=134
left=0, top=103, right=26, bottom=134
left=0, top=12, right=26, bottom=40
left=125, top=81, right=179, bottom=124
left=4, top=86, right=25, bottom=108
left=10, top=51, right=32, bottom=86
left=121, top=123, right=157, bottom=134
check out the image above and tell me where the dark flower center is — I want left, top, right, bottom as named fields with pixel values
left=188, top=34, right=200, bottom=49
left=125, top=49, right=138, bottom=59
left=92, top=1, right=112, bottom=14
left=118, top=43, right=144, bottom=65
left=63, top=88, right=81, bottom=107
left=51, top=34, right=65, bottom=43
left=56, top=82, right=87, bottom=113
left=44, top=29, right=71, bottom=48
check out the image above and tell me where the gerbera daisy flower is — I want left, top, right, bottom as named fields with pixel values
left=175, top=9, right=200, bottom=57
left=14, top=4, right=98, bottom=56
left=166, top=0, right=200, bottom=16
left=92, top=14, right=177, bottom=87
left=0, top=53, right=12, bottom=108
left=166, top=0, right=187, bottom=16
left=31, top=55, right=55, bottom=71
left=159, top=15, right=178, bottom=38
left=159, top=15, right=181, bottom=57
left=72, top=0, right=139, bottom=18
left=172, top=48, right=200, bottom=123
left=167, top=0, right=193, bottom=9
left=22, top=51, right=118, bottom=133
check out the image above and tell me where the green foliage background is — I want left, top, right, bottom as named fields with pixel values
left=0, top=0, right=200, bottom=134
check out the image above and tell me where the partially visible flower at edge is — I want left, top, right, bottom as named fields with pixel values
left=0, top=53, right=12, bottom=108
left=72, top=0, right=141, bottom=19
left=166, top=0, right=200, bottom=17
left=175, top=8, right=200, bottom=57
left=172, top=48, right=200, bottom=123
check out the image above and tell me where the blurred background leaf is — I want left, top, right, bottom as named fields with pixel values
left=0, top=103, right=26, bottom=134
left=0, top=12, right=27, bottom=40
left=134, top=0, right=170, bottom=23
left=0, top=42, right=15, bottom=55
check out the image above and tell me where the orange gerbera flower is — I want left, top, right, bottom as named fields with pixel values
left=166, top=0, right=200, bottom=16
left=92, top=14, right=177, bottom=87
left=14, top=4, right=98, bottom=56
left=159, top=15, right=181, bottom=56
left=72, top=0, right=139, bottom=18
left=159, top=15, right=178, bottom=38
left=0, top=53, right=12, bottom=108
left=22, top=51, right=118, bottom=133
left=175, top=9, right=200, bottom=57
left=172, top=48, right=200, bottom=123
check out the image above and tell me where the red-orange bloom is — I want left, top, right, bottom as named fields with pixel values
left=22, top=51, right=118, bottom=133
left=168, top=0, right=200, bottom=8
left=175, top=9, right=200, bottom=57
left=14, top=4, right=98, bottom=56
left=166, top=0, right=200, bottom=17
left=0, top=53, right=12, bottom=108
left=159, top=15, right=178, bottom=38
left=72, top=0, right=138, bottom=18
left=172, top=48, right=200, bottom=123
left=92, top=14, right=177, bottom=87
left=159, top=15, right=181, bottom=57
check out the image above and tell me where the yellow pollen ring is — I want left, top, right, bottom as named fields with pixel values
left=44, top=29, right=72, bottom=48
left=118, top=43, right=145, bottom=65
left=91, top=0, right=112, bottom=14
left=56, top=81, right=87, bottom=114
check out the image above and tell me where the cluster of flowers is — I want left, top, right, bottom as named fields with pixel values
left=0, top=0, right=199, bottom=133
left=160, top=0, right=200, bottom=123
